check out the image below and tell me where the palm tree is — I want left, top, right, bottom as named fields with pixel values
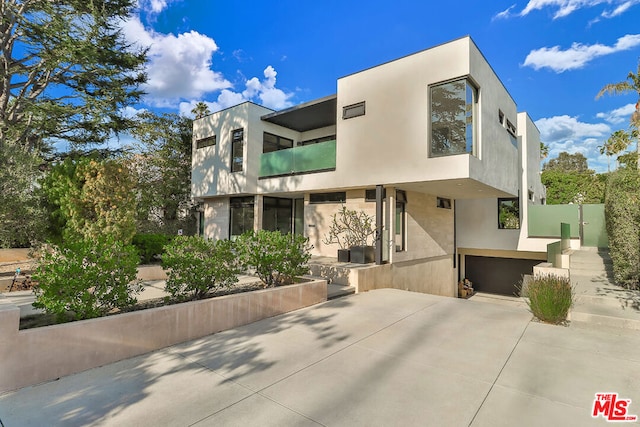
left=191, top=102, right=211, bottom=119
left=540, top=142, right=549, bottom=160
left=599, top=130, right=631, bottom=172
left=597, top=61, right=640, bottom=169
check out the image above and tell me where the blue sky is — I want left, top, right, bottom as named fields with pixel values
left=123, top=0, right=640, bottom=173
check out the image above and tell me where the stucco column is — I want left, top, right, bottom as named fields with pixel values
left=254, top=195, right=263, bottom=231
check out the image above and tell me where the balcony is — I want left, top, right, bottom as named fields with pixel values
left=259, top=140, right=336, bottom=178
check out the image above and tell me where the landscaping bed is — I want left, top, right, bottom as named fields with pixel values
left=1, top=277, right=327, bottom=394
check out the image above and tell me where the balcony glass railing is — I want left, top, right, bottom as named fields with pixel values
left=259, top=140, right=336, bottom=178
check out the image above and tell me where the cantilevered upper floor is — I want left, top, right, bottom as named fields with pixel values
left=192, top=36, right=532, bottom=201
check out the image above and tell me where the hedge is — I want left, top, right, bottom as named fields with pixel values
left=605, top=169, right=640, bottom=289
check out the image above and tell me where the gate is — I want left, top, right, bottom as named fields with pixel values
left=581, top=204, right=608, bottom=248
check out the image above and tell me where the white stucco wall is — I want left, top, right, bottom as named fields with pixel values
left=456, top=112, right=549, bottom=254
left=193, top=37, right=520, bottom=201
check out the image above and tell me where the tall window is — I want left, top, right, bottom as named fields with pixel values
left=231, top=128, right=244, bottom=172
left=430, top=78, right=478, bottom=157
left=263, top=197, right=293, bottom=234
left=498, top=198, right=520, bottom=229
left=263, top=132, right=293, bottom=153
left=230, top=196, right=254, bottom=237
left=395, top=190, right=407, bottom=252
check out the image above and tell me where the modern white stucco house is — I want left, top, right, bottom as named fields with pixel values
left=192, top=36, right=548, bottom=297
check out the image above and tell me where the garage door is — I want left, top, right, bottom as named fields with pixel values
left=464, top=255, right=541, bottom=296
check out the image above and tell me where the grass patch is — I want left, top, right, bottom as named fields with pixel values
left=521, top=275, right=574, bottom=324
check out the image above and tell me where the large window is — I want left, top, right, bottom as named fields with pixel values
left=230, top=196, right=254, bottom=237
left=231, top=128, right=244, bottom=172
left=498, top=198, right=520, bottom=229
left=263, top=197, right=293, bottom=234
left=263, top=132, right=293, bottom=153
left=430, top=78, right=478, bottom=157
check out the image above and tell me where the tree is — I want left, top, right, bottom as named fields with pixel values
left=541, top=169, right=605, bottom=204
left=597, top=63, right=640, bottom=167
left=540, top=142, right=550, bottom=160
left=541, top=152, right=604, bottom=204
left=42, top=157, right=137, bottom=244
left=129, top=112, right=196, bottom=235
left=543, top=152, right=590, bottom=172
left=599, top=130, right=632, bottom=172
left=191, top=102, right=211, bottom=119
left=0, top=149, right=47, bottom=247
left=0, top=0, right=147, bottom=150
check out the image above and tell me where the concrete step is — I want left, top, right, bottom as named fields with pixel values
left=327, top=284, right=355, bottom=300
left=574, top=292, right=639, bottom=308
left=569, top=302, right=640, bottom=331
left=308, top=263, right=353, bottom=286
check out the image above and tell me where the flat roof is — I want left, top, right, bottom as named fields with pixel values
left=261, top=94, right=337, bottom=132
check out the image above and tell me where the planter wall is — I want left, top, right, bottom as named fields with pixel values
left=0, top=278, right=327, bottom=393
left=337, top=249, right=350, bottom=263
left=350, top=246, right=374, bottom=264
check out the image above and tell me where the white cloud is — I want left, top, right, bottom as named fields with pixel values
left=137, top=0, right=171, bottom=14
left=120, top=106, right=148, bottom=119
left=179, top=66, right=294, bottom=117
left=493, top=4, right=517, bottom=20
left=122, top=16, right=231, bottom=104
left=536, top=115, right=615, bottom=172
left=595, top=103, right=637, bottom=124
left=502, top=0, right=640, bottom=19
left=520, top=0, right=605, bottom=18
left=602, top=0, right=640, bottom=16
left=523, top=34, right=640, bottom=72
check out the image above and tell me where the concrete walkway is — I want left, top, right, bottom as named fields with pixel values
left=1, top=289, right=639, bottom=426
left=569, top=248, right=640, bottom=330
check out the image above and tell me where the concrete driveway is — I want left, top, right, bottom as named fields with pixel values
left=1, top=289, right=639, bottom=426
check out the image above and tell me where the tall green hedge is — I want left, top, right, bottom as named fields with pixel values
left=605, top=169, right=640, bottom=289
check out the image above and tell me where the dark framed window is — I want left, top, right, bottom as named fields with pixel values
left=498, top=198, right=520, bottom=229
left=506, top=119, right=517, bottom=137
left=395, top=190, right=407, bottom=252
left=230, top=196, right=254, bottom=237
left=506, top=119, right=518, bottom=147
left=299, top=135, right=336, bottom=146
left=231, top=128, right=244, bottom=172
left=430, top=78, right=478, bottom=157
left=263, top=197, right=293, bottom=234
left=309, top=192, right=346, bottom=204
left=196, top=135, right=216, bottom=149
left=365, top=188, right=386, bottom=202
left=498, top=110, right=505, bottom=126
left=263, top=132, right=294, bottom=153
left=437, top=197, right=452, bottom=209
left=198, top=210, right=205, bottom=236
left=342, top=101, right=365, bottom=119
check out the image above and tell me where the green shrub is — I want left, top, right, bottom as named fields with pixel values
left=33, top=237, right=142, bottom=322
left=238, top=230, right=312, bottom=287
left=162, top=236, right=241, bottom=300
left=523, top=275, right=573, bottom=324
left=605, top=169, right=640, bottom=289
left=132, top=233, right=172, bottom=264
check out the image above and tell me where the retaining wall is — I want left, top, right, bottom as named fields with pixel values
left=0, top=279, right=327, bottom=393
